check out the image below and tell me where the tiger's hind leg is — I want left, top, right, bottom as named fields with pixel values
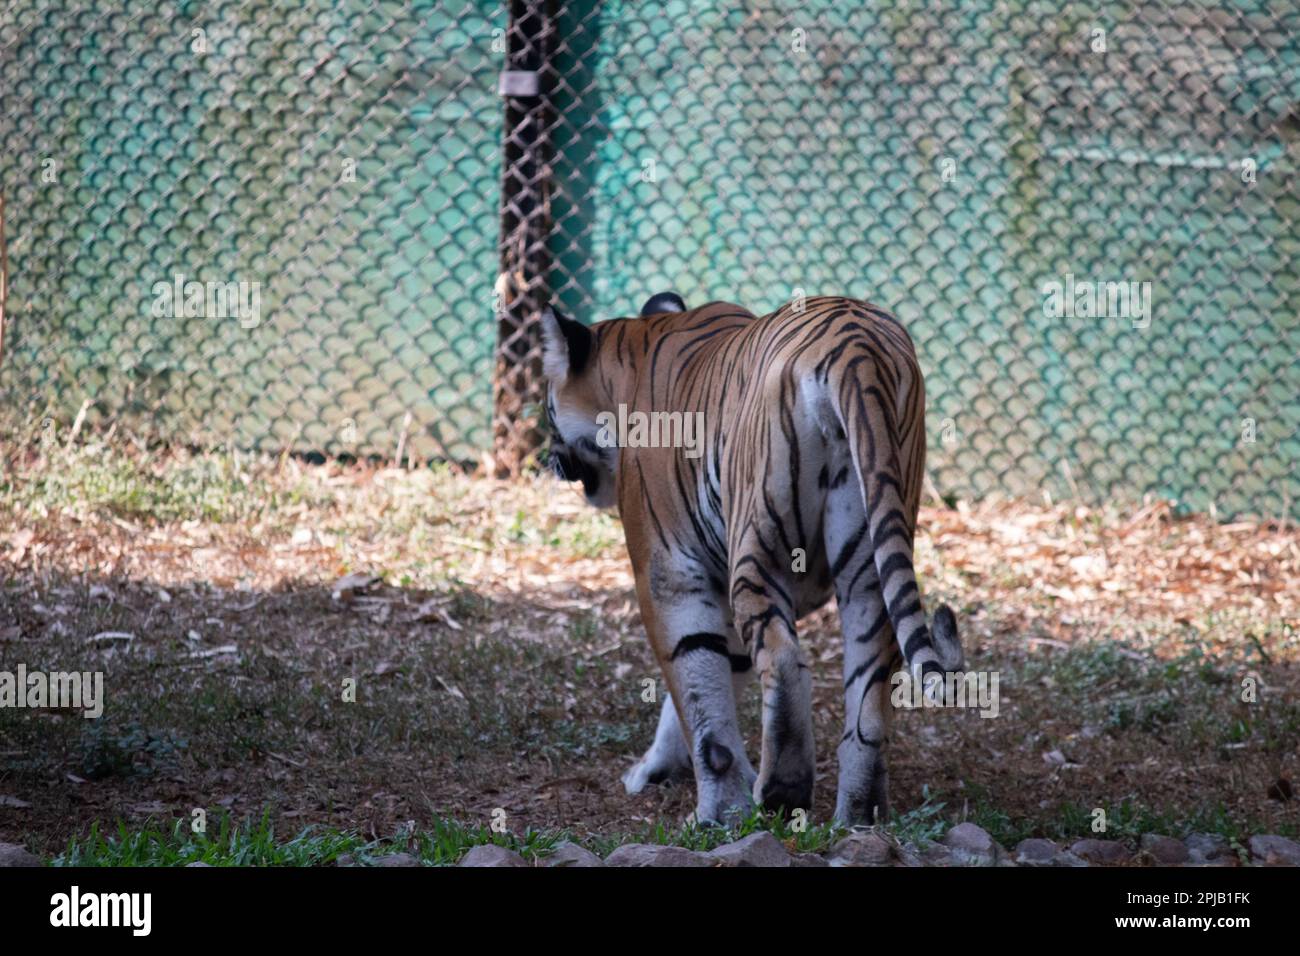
left=731, top=541, right=815, bottom=816
left=634, top=552, right=757, bottom=824
left=622, top=692, right=693, bottom=794
left=623, top=663, right=755, bottom=795
left=823, top=465, right=897, bottom=826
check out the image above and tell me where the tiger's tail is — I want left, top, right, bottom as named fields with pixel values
left=826, top=359, right=964, bottom=701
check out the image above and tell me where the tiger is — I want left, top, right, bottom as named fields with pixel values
left=541, top=292, right=964, bottom=826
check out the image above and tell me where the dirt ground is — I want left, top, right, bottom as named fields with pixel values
left=1, top=442, right=1297, bottom=857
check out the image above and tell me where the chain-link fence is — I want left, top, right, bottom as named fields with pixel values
left=3, top=1, right=1298, bottom=519
left=1, top=0, right=502, bottom=464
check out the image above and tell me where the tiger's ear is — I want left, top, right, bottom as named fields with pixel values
left=539, top=305, right=593, bottom=381
left=640, top=291, right=687, bottom=316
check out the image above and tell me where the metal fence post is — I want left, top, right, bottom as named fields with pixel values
left=493, top=0, right=554, bottom=478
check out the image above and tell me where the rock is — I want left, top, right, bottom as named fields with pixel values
left=944, top=823, right=1000, bottom=865
left=372, top=851, right=421, bottom=867
left=1069, top=839, right=1130, bottom=865
left=1186, top=833, right=1233, bottom=864
left=458, top=845, right=527, bottom=868
left=707, top=832, right=791, bottom=868
left=0, top=843, right=39, bottom=867
left=545, top=842, right=603, bottom=868
left=1015, top=838, right=1060, bottom=866
left=184, top=861, right=212, bottom=868
left=603, top=844, right=713, bottom=867
left=335, top=854, right=356, bottom=867
left=944, top=822, right=995, bottom=854
left=712, top=832, right=792, bottom=868
left=1051, top=850, right=1090, bottom=867
left=827, top=831, right=893, bottom=867
left=920, top=842, right=958, bottom=866
left=1012, top=840, right=1088, bottom=867
left=895, top=846, right=925, bottom=867
left=792, top=852, right=830, bottom=868
left=1140, top=834, right=1189, bottom=865
left=1248, top=835, right=1300, bottom=867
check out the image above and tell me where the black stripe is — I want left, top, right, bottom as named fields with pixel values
left=887, top=589, right=921, bottom=623
left=856, top=606, right=890, bottom=643
left=876, top=551, right=912, bottom=585
left=844, top=649, right=881, bottom=687
left=864, top=662, right=892, bottom=690
left=903, top=628, right=932, bottom=660
left=671, top=632, right=730, bottom=661
left=830, top=523, right=869, bottom=578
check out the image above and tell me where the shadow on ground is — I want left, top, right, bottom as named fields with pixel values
left=2, top=563, right=1297, bottom=857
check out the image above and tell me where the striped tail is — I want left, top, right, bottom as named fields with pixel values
left=827, top=368, right=964, bottom=701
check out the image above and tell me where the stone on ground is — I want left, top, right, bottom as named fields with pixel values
left=1014, top=838, right=1060, bottom=866
left=0, top=844, right=39, bottom=867
left=458, top=845, right=527, bottom=867
left=944, top=823, right=1001, bottom=865
left=1140, top=834, right=1189, bottom=865
left=706, top=832, right=791, bottom=867
left=1069, top=839, right=1130, bottom=865
left=603, top=844, right=713, bottom=867
left=826, top=830, right=893, bottom=867
left=545, top=842, right=604, bottom=868
left=1186, top=833, right=1234, bottom=864
left=1248, top=835, right=1300, bottom=866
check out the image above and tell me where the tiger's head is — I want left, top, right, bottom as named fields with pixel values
left=539, top=304, right=616, bottom=508
left=539, top=292, right=687, bottom=509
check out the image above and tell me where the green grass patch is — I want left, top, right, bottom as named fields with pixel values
left=50, top=809, right=848, bottom=866
left=588, top=807, right=847, bottom=856
left=53, top=812, right=573, bottom=867
left=2, top=443, right=331, bottom=525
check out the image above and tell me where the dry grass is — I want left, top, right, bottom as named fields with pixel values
left=1, top=440, right=1297, bottom=857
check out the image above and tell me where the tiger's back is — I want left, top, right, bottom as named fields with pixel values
left=616, top=297, right=926, bottom=610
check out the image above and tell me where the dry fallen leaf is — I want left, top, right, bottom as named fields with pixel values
left=332, top=572, right=380, bottom=603
left=1042, top=749, right=1081, bottom=769
left=415, top=598, right=462, bottom=630
left=435, top=675, right=466, bottom=700
left=86, top=631, right=134, bottom=644
left=6, top=528, right=35, bottom=563
left=189, top=644, right=238, bottom=659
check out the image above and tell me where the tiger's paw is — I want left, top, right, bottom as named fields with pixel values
left=622, top=755, right=693, bottom=795
left=755, top=770, right=814, bottom=818
left=692, top=744, right=758, bottom=825
left=692, top=785, right=757, bottom=828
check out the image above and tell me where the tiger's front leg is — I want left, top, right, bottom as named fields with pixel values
left=633, top=553, right=756, bottom=825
